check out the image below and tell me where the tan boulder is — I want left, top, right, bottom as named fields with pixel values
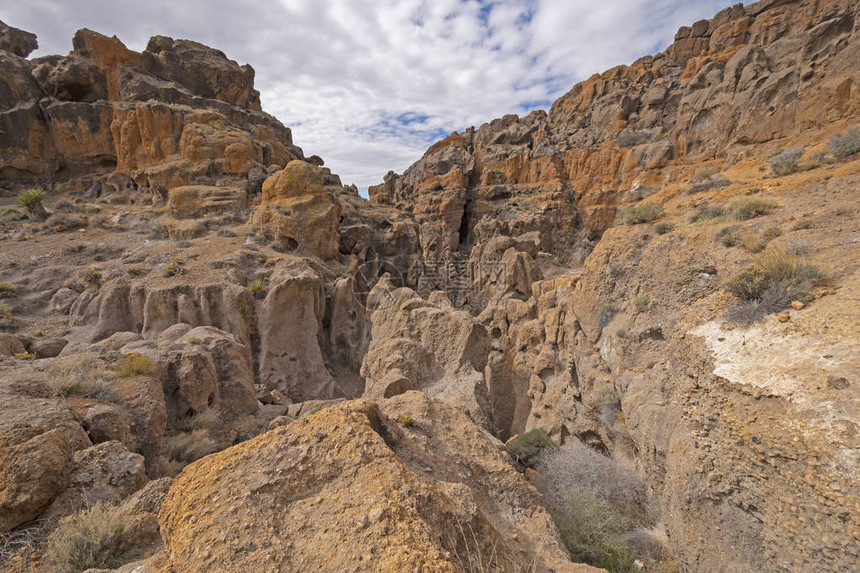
left=158, top=397, right=594, bottom=572
left=0, top=333, right=24, bottom=356
left=42, top=440, right=148, bottom=520
left=254, top=160, right=342, bottom=258
left=361, top=280, right=495, bottom=431
left=160, top=326, right=258, bottom=434
left=0, top=377, right=91, bottom=450
left=0, top=425, right=73, bottom=533
left=167, top=185, right=246, bottom=219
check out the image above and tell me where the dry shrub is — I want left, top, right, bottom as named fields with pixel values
left=0, top=519, right=47, bottom=569
left=691, top=203, right=725, bottom=222
left=46, top=502, right=131, bottom=573
left=769, top=148, right=803, bottom=176
left=725, top=245, right=822, bottom=322
left=732, top=199, right=776, bottom=221
left=114, top=352, right=155, bottom=378
left=159, top=430, right=220, bottom=476
left=536, top=441, right=659, bottom=572
left=829, top=128, right=860, bottom=160
left=47, top=354, right=121, bottom=403
left=0, top=283, right=16, bottom=297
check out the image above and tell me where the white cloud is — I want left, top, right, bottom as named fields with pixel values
left=1, top=0, right=735, bottom=188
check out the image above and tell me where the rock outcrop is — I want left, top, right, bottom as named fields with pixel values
left=157, top=396, right=597, bottom=573
left=0, top=1, right=858, bottom=572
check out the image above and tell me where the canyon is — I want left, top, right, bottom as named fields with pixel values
left=0, top=0, right=858, bottom=571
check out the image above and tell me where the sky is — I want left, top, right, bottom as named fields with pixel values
left=1, top=0, right=735, bottom=190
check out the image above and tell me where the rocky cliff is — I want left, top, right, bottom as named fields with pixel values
left=0, top=0, right=858, bottom=572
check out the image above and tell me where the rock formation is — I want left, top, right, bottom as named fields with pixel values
left=0, top=1, right=858, bottom=571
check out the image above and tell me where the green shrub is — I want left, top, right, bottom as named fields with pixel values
left=248, top=278, right=268, bottom=294
left=633, top=295, right=651, bottom=312
left=16, top=188, right=49, bottom=221
left=46, top=502, right=131, bottom=572
left=624, top=204, right=664, bottom=225
left=114, top=352, right=155, bottom=378
left=829, top=128, right=860, bottom=160
left=397, top=414, right=414, bottom=427
left=536, top=441, right=659, bottom=572
left=0, top=302, right=12, bottom=315
left=506, top=428, right=556, bottom=468
left=691, top=203, right=724, bottom=223
left=733, top=199, right=776, bottom=220
left=769, top=148, right=803, bottom=176
left=725, top=245, right=822, bottom=322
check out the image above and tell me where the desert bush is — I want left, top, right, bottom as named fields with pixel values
left=114, top=352, right=155, bottom=378
left=597, top=299, right=618, bottom=327
left=0, top=519, right=47, bottom=569
left=769, top=148, right=803, bottom=176
left=625, top=204, right=664, bottom=225
left=733, top=199, right=776, bottom=220
left=762, top=227, right=782, bottom=241
left=16, top=188, right=49, bottom=221
left=654, top=222, right=673, bottom=235
left=80, top=267, right=102, bottom=290
left=48, top=355, right=121, bottom=403
left=0, top=283, right=16, bottom=297
left=691, top=203, right=725, bottom=222
left=536, top=440, right=657, bottom=571
left=46, top=502, right=131, bottom=572
left=829, top=128, right=860, bottom=160
left=506, top=428, right=556, bottom=468
left=791, top=219, right=814, bottom=231
left=633, top=295, right=651, bottom=312
left=725, top=245, right=822, bottom=322
left=0, top=302, right=13, bottom=315
left=716, top=225, right=775, bottom=253
left=15, top=351, right=35, bottom=360
left=162, top=256, right=184, bottom=278
left=691, top=168, right=718, bottom=183
left=161, top=430, right=220, bottom=474
left=397, top=414, right=414, bottom=427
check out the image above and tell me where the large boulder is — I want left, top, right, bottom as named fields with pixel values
left=42, top=440, right=148, bottom=520
left=361, top=279, right=495, bottom=431
left=158, top=396, right=594, bottom=572
left=159, top=326, right=258, bottom=433
left=0, top=425, right=72, bottom=533
left=30, top=55, right=108, bottom=102
left=254, top=160, right=342, bottom=258
left=0, top=20, right=38, bottom=57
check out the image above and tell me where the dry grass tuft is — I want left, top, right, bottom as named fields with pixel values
left=46, top=502, right=131, bottom=573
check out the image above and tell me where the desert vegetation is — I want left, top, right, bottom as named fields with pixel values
left=624, top=204, right=664, bottom=225
left=536, top=440, right=664, bottom=572
left=725, top=245, right=822, bottom=322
